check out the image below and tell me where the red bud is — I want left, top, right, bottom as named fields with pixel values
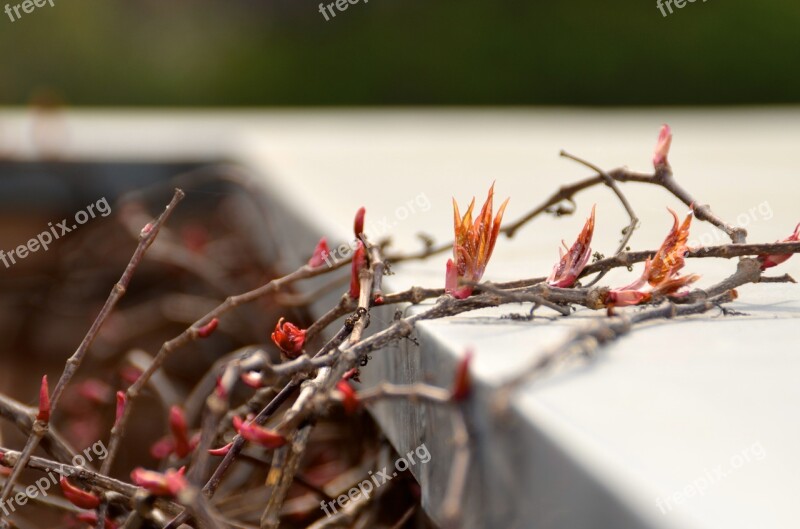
left=451, top=350, right=474, bottom=402
left=208, top=442, right=234, bottom=457
left=354, top=207, right=366, bottom=237
left=232, top=416, right=287, bottom=449
left=653, top=124, right=673, bottom=169
left=271, top=317, right=307, bottom=359
left=342, top=368, right=361, bottom=383
left=60, top=477, right=101, bottom=509
left=758, top=222, right=800, bottom=270
left=115, top=391, right=126, bottom=428
left=349, top=241, right=367, bottom=299
left=37, top=375, right=51, bottom=423
left=150, top=437, right=175, bottom=460
left=196, top=318, right=219, bottom=338
left=131, top=467, right=187, bottom=497
left=336, top=381, right=360, bottom=415
left=169, top=406, right=192, bottom=458
left=308, top=237, right=331, bottom=268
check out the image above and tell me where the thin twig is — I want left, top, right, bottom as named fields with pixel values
left=560, top=150, right=639, bottom=286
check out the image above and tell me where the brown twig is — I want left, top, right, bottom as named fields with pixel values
left=0, top=449, right=183, bottom=516
left=560, top=151, right=639, bottom=287
left=0, top=394, right=80, bottom=467
left=101, top=258, right=349, bottom=478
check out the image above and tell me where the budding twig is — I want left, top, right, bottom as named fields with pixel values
left=0, top=189, right=185, bottom=505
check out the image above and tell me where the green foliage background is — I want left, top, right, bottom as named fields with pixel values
left=1, top=0, right=798, bottom=106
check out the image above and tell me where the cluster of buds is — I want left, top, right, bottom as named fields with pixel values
left=271, top=317, right=307, bottom=359
left=446, top=184, right=509, bottom=299
left=605, top=209, right=699, bottom=308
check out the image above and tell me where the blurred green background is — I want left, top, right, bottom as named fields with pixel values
left=0, top=0, right=798, bottom=106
